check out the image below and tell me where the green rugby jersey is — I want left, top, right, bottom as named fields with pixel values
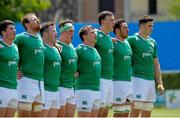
left=57, top=41, right=77, bottom=88
left=127, top=34, right=158, bottom=80
left=43, top=44, right=61, bottom=92
left=14, top=32, right=44, bottom=81
left=0, top=40, right=19, bottom=89
left=75, top=44, right=101, bottom=91
left=113, top=40, right=132, bottom=81
left=95, top=30, right=114, bottom=79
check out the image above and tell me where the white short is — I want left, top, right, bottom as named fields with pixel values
left=43, top=90, right=60, bottom=110
left=75, top=90, right=101, bottom=109
left=0, top=87, right=18, bottom=108
left=59, top=87, right=76, bottom=106
left=132, top=77, right=156, bottom=102
left=100, top=78, right=113, bottom=106
left=17, top=77, right=45, bottom=104
left=113, top=81, right=133, bottom=104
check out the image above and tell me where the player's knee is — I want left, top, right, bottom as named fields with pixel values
left=33, top=104, right=43, bottom=112
left=18, top=102, right=32, bottom=111
left=143, top=102, right=154, bottom=111
left=133, top=101, right=144, bottom=110
left=113, top=105, right=131, bottom=114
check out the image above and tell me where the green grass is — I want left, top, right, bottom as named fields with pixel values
left=14, top=108, right=180, bottom=117
left=106, top=108, right=180, bottom=117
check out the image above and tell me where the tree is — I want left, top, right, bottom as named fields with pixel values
left=0, top=0, right=51, bottom=21
left=167, top=0, right=180, bottom=20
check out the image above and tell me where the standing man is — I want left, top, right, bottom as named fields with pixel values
left=95, top=11, right=115, bottom=117
left=57, top=19, right=78, bottom=117
left=0, top=20, right=19, bottom=117
left=75, top=25, right=101, bottom=117
left=14, top=13, right=45, bottom=117
left=127, top=15, right=164, bottom=117
left=40, top=22, right=61, bottom=117
left=112, top=19, right=133, bottom=117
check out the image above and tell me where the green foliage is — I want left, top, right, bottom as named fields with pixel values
left=167, top=0, right=180, bottom=20
left=162, top=73, right=180, bottom=89
left=0, top=0, right=51, bottom=21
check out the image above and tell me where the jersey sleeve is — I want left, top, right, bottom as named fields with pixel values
left=14, top=34, right=23, bottom=47
left=127, top=36, right=136, bottom=47
left=153, top=40, right=158, bottom=59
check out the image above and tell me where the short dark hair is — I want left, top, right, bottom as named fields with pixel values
left=139, top=15, right=154, bottom=26
left=97, top=11, right=113, bottom=26
left=0, top=20, right=14, bottom=36
left=40, top=21, right=55, bottom=36
left=59, top=19, right=73, bottom=29
left=113, top=19, right=126, bottom=34
left=79, top=25, right=94, bottom=42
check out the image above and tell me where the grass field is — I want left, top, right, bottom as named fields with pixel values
left=106, top=108, right=180, bottom=117
left=15, top=108, right=180, bottom=117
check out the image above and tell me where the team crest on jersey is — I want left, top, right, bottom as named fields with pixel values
left=82, top=101, right=88, bottom=105
left=150, top=42, right=154, bottom=47
left=98, top=33, right=103, bottom=38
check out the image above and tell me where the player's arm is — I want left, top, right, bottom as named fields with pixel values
left=154, top=58, right=164, bottom=95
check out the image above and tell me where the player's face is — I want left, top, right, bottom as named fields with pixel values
left=87, top=28, right=97, bottom=44
left=48, top=25, right=57, bottom=44
left=64, top=29, right=74, bottom=43
left=5, top=25, right=16, bottom=41
left=103, top=15, right=115, bottom=32
left=27, top=16, right=41, bottom=32
left=143, top=21, right=153, bottom=35
left=120, top=22, right=129, bottom=39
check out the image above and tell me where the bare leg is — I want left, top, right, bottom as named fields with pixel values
left=90, top=109, right=99, bottom=117
left=66, top=103, right=76, bottom=117
left=97, top=107, right=104, bottom=117
left=48, top=108, right=58, bottom=117
left=141, top=110, right=151, bottom=117
left=0, top=108, right=7, bottom=117
left=5, top=108, right=16, bottom=117
left=78, top=111, right=91, bottom=117
left=41, top=110, right=49, bottom=117
left=102, top=107, right=109, bottom=117
left=57, top=105, right=66, bottom=117
left=130, top=108, right=141, bottom=117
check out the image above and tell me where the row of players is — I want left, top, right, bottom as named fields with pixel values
left=0, top=11, right=164, bottom=117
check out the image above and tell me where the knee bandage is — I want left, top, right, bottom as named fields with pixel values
left=33, top=104, right=43, bottom=112
left=143, top=102, right=154, bottom=111
left=19, top=102, right=32, bottom=111
left=133, top=102, right=153, bottom=111
left=113, top=105, right=131, bottom=113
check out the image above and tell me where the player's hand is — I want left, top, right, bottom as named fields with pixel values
left=55, top=43, right=62, bottom=53
left=74, top=72, right=79, bottom=79
left=112, top=38, right=117, bottom=43
left=17, top=71, right=23, bottom=80
left=157, top=84, right=164, bottom=95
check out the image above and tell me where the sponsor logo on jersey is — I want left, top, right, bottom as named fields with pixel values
left=136, top=94, right=141, bottom=99
left=93, top=60, right=101, bottom=66
left=143, top=51, right=152, bottom=58
left=124, top=55, right=131, bottom=61
left=22, top=94, right=27, bottom=99
left=34, top=48, right=44, bottom=54
left=69, top=58, right=76, bottom=64
left=53, top=61, right=61, bottom=67
left=8, top=60, right=18, bottom=66
left=0, top=100, right=2, bottom=104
